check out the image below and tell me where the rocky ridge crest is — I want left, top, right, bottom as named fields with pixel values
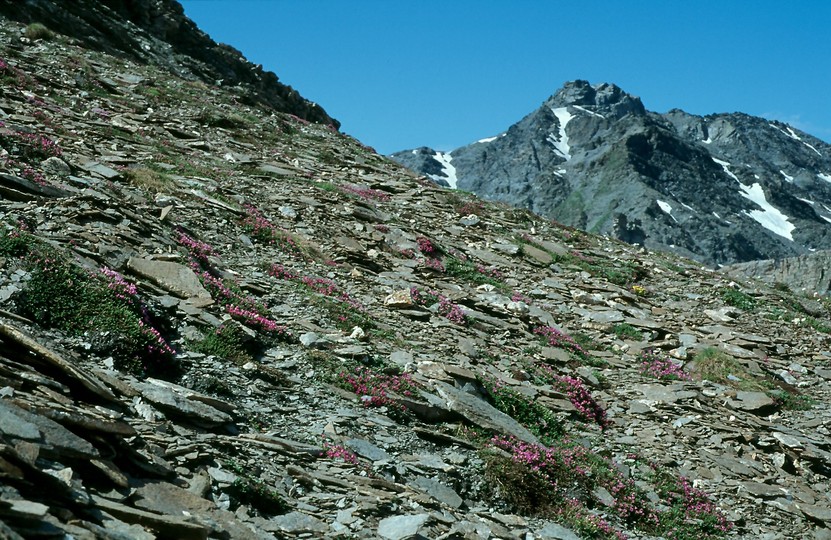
left=0, top=0, right=338, bottom=127
left=0, top=9, right=831, bottom=540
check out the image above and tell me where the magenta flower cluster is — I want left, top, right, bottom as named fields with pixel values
left=176, top=231, right=215, bottom=267
left=322, top=441, right=360, bottom=465
left=338, top=367, right=417, bottom=409
left=240, top=205, right=304, bottom=257
left=268, top=264, right=367, bottom=317
left=0, top=125, right=62, bottom=162
left=660, top=476, right=733, bottom=534
left=340, top=184, right=391, bottom=202
left=423, top=257, right=445, bottom=272
left=534, top=325, right=587, bottom=358
left=491, top=436, right=653, bottom=532
left=552, top=374, right=609, bottom=428
left=639, top=349, right=690, bottom=381
left=416, top=236, right=437, bottom=254
left=410, top=287, right=467, bottom=325
left=177, top=233, right=286, bottom=337
left=98, top=267, right=175, bottom=358
left=475, top=264, right=504, bottom=280
left=226, top=305, right=286, bottom=334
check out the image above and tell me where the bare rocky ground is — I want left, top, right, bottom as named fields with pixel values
left=0, top=15, right=831, bottom=540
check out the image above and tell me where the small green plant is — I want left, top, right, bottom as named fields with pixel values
left=613, top=323, right=644, bottom=341
left=719, top=287, right=756, bottom=311
left=24, top=23, right=54, bottom=41
left=769, top=388, right=816, bottom=411
left=690, top=348, right=762, bottom=390
left=223, top=460, right=288, bottom=515
left=123, top=166, right=174, bottom=192
left=0, top=226, right=38, bottom=257
left=806, top=316, right=831, bottom=334
left=16, top=259, right=176, bottom=376
left=480, top=378, right=564, bottom=445
left=193, top=323, right=253, bottom=364
left=445, top=256, right=505, bottom=288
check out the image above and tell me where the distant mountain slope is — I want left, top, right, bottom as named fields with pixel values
left=391, top=80, right=831, bottom=266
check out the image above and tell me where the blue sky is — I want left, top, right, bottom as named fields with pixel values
left=180, top=1, right=831, bottom=155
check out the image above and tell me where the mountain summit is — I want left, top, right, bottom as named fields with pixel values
left=391, top=80, right=831, bottom=266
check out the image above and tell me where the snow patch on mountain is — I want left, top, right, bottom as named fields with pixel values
left=780, top=170, right=794, bottom=183
left=712, top=158, right=739, bottom=182
left=477, top=135, right=499, bottom=144
left=548, top=107, right=573, bottom=159
left=657, top=200, right=677, bottom=222
left=430, top=152, right=458, bottom=189
left=818, top=173, right=831, bottom=183
left=573, top=105, right=605, bottom=119
left=738, top=183, right=795, bottom=240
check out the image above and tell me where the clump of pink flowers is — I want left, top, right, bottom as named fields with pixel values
left=177, top=232, right=287, bottom=338
left=268, top=264, right=367, bottom=315
left=639, top=349, right=690, bottom=381
left=534, top=325, right=587, bottom=358
left=552, top=374, right=609, bottom=428
left=338, top=367, right=418, bottom=409
left=416, top=236, right=437, bottom=254
left=423, top=257, right=445, bottom=272
left=340, top=184, right=391, bottom=202
left=98, top=267, right=176, bottom=359
left=322, top=442, right=360, bottom=465
left=240, top=204, right=304, bottom=257
left=657, top=476, right=733, bottom=534
left=0, top=127, right=62, bottom=162
left=410, top=287, right=467, bottom=326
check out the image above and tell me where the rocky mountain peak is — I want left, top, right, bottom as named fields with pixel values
left=545, top=79, right=646, bottom=118
left=393, top=80, right=831, bottom=270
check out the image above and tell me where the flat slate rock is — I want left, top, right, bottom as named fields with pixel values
left=377, top=513, right=430, bottom=540
left=432, top=381, right=539, bottom=444
left=127, top=258, right=212, bottom=301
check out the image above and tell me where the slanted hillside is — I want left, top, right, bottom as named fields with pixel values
left=1, top=8, right=831, bottom=540
left=392, top=80, right=831, bottom=268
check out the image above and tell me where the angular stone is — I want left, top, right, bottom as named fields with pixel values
left=411, top=475, right=463, bottom=508
left=133, top=382, right=233, bottom=427
left=733, top=391, right=775, bottom=412
left=92, top=495, right=208, bottom=540
left=0, top=401, right=98, bottom=459
left=127, top=258, right=212, bottom=300
left=271, top=511, right=328, bottom=534
left=385, top=289, right=414, bottom=308
left=345, top=438, right=390, bottom=462
left=537, top=522, right=580, bottom=540
left=0, top=323, right=116, bottom=402
left=133, top=480, right=216, bottom=515
left=377, top=513, right=430, bottom=540
left=800, top=504, right=831, bottom=523
left=740, top=481, right=784, bottom=498
left=522, top=243, right=553, bottom=265
left=432, top=381, right=538, bottom=444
